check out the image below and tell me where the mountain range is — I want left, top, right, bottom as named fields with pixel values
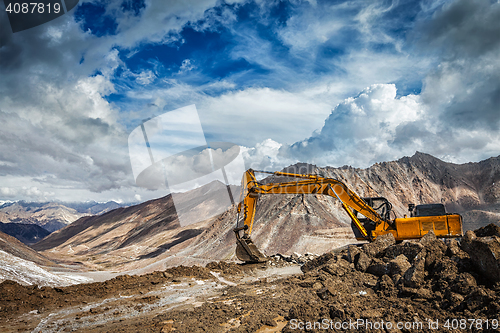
left=31, top=152, right=500, bottom=274
left=0, top=200, right=127, bottom=233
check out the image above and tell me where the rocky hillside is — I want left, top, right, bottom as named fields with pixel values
left=0, top=231, right=93, bottom=287
left=319, top=152, right=500, bottom=230
left=32, top=181, right=243, bottom=272
left=0, top=202, right=87, bottom=232
left=32, top=177, right=356, bottom=273
left=0, top=231, right=55, bottom=267
left=63, top=201, right=124, bottom=215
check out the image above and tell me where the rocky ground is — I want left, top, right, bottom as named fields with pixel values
left=2, top=225, right=500, bottom=332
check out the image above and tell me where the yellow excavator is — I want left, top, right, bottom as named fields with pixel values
left=234, top=169, right=463, bottom=263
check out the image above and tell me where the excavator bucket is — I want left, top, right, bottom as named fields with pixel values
left=235, top=236, right=268, bottom=263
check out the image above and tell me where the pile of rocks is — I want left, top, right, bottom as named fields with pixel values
left=299, top=223, right=500, bottom=317
left=268, top=252, right=319, bottom=266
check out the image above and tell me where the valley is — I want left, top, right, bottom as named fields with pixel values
left=0, top=152, right=500, bottom=332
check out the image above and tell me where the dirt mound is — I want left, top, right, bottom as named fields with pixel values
left=148, top=230, right=500, bottom=332
left=0, top=264, right=220, bottom=321
left=163, top=265, right=214, bottom=280
left=462, top=230, right=500, bottom=282
left=205, top=261, right=243, bottom=275
left=474, top=223, right=500, bottom=237
left=146, top=232, right=500, bottom=332
left=291, top=230, right=500, bottom=321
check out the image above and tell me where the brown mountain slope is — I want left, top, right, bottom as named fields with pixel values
left=0, top=231, right=56, bottom=267
left=170, top=153, right=500, bottom=265
left=32, top=194, right=180, bottom=270
left=33, top=179, right=352, bottom=272
left=0, top=222, right=50, bottom=245
left=32, top=196, right=179, bottom=252
left=148, top=152, right=500, bottom=266
left=32, top=181, right=241, bottom=271
left=313, top=152, right=500, bottom=228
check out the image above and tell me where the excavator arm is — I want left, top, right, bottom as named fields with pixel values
left=234, top=169, right=394, bottom=262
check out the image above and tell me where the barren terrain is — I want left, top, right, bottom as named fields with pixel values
left=3, top=225, right=500, bottom=332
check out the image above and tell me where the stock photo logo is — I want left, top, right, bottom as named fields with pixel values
left=3, top=0, right=79, bottom=33
left=128, top=104, right=246, bottom=227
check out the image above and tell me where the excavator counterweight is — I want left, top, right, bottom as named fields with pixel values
left=234, top=169, right=463, bottom=263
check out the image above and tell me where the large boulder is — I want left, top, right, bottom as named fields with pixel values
left=462, top=287, right=495, bottom=312
left=362, top=233, right=396, bottom=257
left=419, top=231, right=447, bottom=268
left=345, top=245, right=361, bottom=263
left=381, top=241, right=426, bottom=264
left=355, top=252, right=372, bottom=272
left=431, top=258, right=458, bottom=282
left=366, top=258, right=388, bottom=277
left=446, top=238, right=466, bottom=257
left=461, top=231, right=500, bottom=282
left=474, top=223, right=500, bottom=238
left=387, top=254, right=411, bottom=277
left=376, top=274, right=396, bottom=296
left=451, top=272, right=477, bottom=295
left=403, top=255, right=425, bottom=288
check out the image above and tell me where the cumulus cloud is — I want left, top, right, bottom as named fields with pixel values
left=250, top=81, right=500, bottom=170
left=413, top=0, right=500, bottom=160
left=242, top=0, right=500, bottom=169
left=273, top=84, right=427, bottom=167
left=0, top=185, right=55, bottom=201
left=241, top=138, right=286, bottom=171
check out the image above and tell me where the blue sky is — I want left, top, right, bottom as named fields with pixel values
left=0, top=0, right=499, bottom=202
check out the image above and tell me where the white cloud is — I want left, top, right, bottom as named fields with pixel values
left=241, top=138, right=287, bottom=171
left=0, top=185, right=55, bottom=201
left=179, top=59, right=195, bottom=72
left=110, top=0, right=247, bottom=49
left=135, top=70, right=156, bottom=85
left=271, top=84, right=427, bottom=168
left=278, top=3, right=346, bottom=52
left=198, top=87, right=333, bottom=146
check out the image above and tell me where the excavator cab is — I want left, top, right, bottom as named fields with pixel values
left=351, top=197, right=393, bottom=240
left=411, top=203, right=447, bottom=217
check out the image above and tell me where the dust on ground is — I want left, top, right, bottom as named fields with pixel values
left=2, top=225, right=500, bottom=332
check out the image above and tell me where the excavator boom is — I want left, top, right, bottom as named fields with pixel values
left=234, top=169, right=463, bottom=263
